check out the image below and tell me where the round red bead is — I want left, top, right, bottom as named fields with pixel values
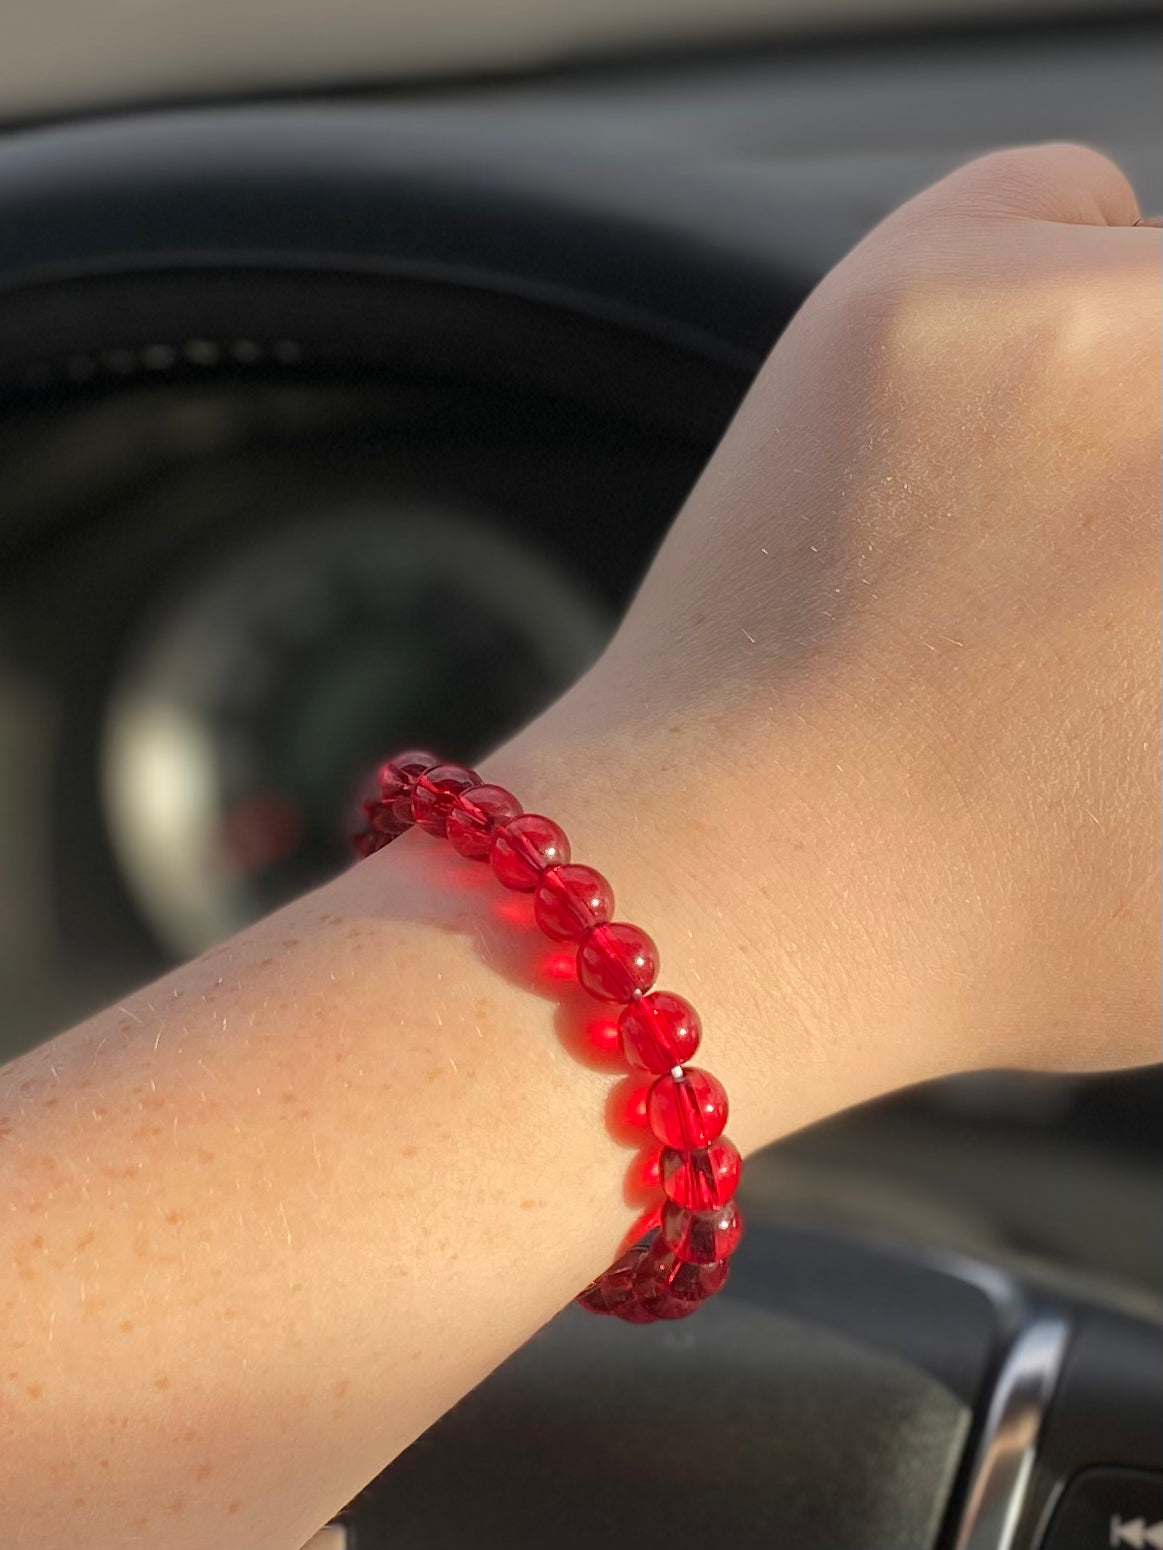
left=660, top=1198, right=743, bottom=1264
left=379, top=749, right=439, bottom=823
left=534, top=865, right=615, bottom=942
left=447, top=785, right=523, bottom=860
left=618, top=991, right=701, bottom=1074
left=370, top=803, right=407, bottom=838
left=660, top=1137, right=742, bottom=1210
left=380, top=749, right=437, bottom=782
left=577, top=922, right=659, bottom=1002
left=490, top=814, right=570, bottom=890
left=646, top=1067, right=729, bottom=1149
left=576, top=1245, right=649, bottom=1316
left=612, top=1298, right=658, bottom=1325
left=633, top=1239, right=729, bottom=1318
left=410, top=763, right=481, bottom=837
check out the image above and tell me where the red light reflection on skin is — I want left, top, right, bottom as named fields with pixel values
left=637, top=1150, right=661, bottom=1192
left=610, top=1081, right=652, bottom=1138
left=492, top=893, right=536, bottom=927
left=421, top=843, right=496, bottom=894
left=355, top=805, right=676, bottom=1274
left=618, top=1201, right=662, bottom=1258
left=538, top=947, right=579, bottom=982
left=585, top=1013, right=621, bottom=1059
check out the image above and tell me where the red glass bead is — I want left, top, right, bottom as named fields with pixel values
left=660, top=1198, right=743, bottom=1264
left=410, top=763, right=481, bottom=837
left=374, top=769, right=404, bottom=813
left=534, top=865, right=615, bottom=941
left=353, top=796, right=406, bottom=856
left=384, top=750, right=440, bottom=781
left=447, top=785, right=523, bottom=860
left=612, top=1298, right=658, bottom=1325
left=577, top=923, right=659, bottom=1002
left=644, top=1291, right=700, bottom=1321
left=633, top=1240, right=729, bottom=1318
left=646, top=1067, right=729, bottom=1149
left=660, top=1137, right=742, bottom=1210
left=618, top=991, right=701, bottom=1074
left=576, top=1245, right=649, bottom=1316
left=370, top=803, right=407, bottom=838
left=379, top=749, right=439, bottom=823
left=490, top=814, right=570, bottom=890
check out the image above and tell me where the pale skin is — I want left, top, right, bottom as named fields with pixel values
left=1, top=145, right=1159, bottom=1549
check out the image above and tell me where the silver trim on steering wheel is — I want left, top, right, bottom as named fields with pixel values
left=952, top=1316, right=1071, bottom=1550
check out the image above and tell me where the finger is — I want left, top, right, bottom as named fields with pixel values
left=916, top=143, right=1142, bottom=228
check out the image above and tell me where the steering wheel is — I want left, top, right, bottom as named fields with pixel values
left=1, top=107, right=1159, bottom=1550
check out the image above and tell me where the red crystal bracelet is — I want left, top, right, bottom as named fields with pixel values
left=354, top=751, right=743, bottom=1324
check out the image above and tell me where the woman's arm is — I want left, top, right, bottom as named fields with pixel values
left=0, top=754, right=943, bottom=1550
left=2, top=144, right=1159, bottom=1550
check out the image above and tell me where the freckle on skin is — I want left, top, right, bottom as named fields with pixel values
left=42, top=1096, right=58, bottom=1108
left=99, top=1459, right=109, bottom=1469
left=520, top=1198, right=539, bottom=1209
left=26, top=1383, right=42, bottom=1398
left=400, top=1144, right=418, bottom=1157
left=227, top=1500, right=241, bottom=1514
left=132, top=1516, right=148, bottom=1531
left=168, top=1499, right=184, bottom=1514
left=194, top=1462, right=213, bottom=1480
left=164, top=1209, right=183, bottom=1225
left=198, top=1148, right=216, bottom=1164
left=31, top=1234, right=44, bottom=1249
left=281, top=1091, right=298, bottom=1104
left=120, top=1320, right=134, bottom=1333
left=334, top=1379, right=349, bottom=1399
left=155, top=1375, right=171, bottom=1390
left=76, top=1231, right=96, bottom=1250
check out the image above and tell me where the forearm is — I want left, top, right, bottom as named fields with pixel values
left=5, top=137, right=1158, bottom=1548
left=0, top=689, right=952, bottom=1550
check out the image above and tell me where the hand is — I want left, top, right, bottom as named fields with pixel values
left=491, top=145, right=1162, bottom=1138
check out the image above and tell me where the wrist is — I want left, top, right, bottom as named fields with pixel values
left=481, top=657, right=980, bottom=1156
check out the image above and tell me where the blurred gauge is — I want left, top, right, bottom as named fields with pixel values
left=102, top=502, right=610, bottom=957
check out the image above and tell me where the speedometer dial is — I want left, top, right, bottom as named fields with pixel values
left=102, top=501, right=609, bottom=956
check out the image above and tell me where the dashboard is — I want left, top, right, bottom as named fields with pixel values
left=0, top=14, right=1160, bottom=1548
